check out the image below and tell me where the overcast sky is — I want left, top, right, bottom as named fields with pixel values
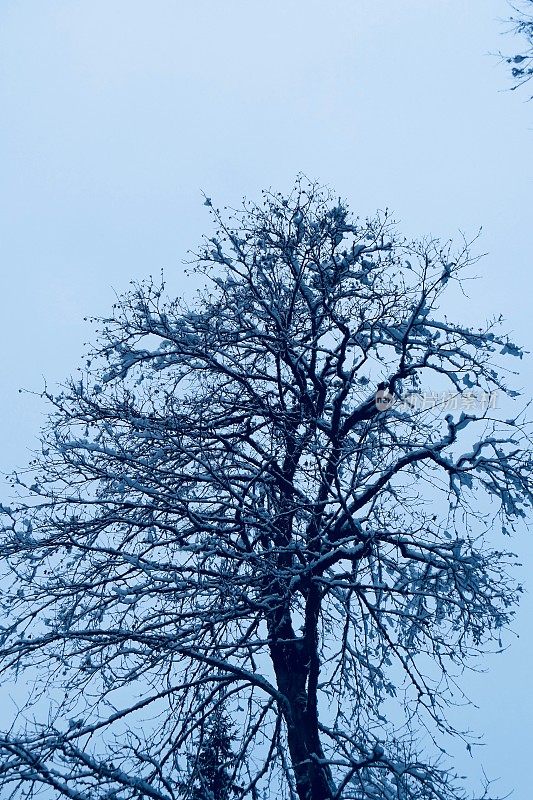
left=1, top=1, right=531, bottom=796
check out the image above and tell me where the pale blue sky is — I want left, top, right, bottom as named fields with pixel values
left=1, top=1, right=531, bottom=796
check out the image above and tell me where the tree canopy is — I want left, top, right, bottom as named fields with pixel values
left=0, top=180, right=530, bottom=800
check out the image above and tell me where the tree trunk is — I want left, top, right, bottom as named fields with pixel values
left=268, top=587, right=336, bottom=800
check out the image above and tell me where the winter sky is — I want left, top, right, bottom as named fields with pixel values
left=0, top=1, right=531, bottom=796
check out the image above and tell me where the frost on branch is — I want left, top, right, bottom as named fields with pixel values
left=502, top=0, right=533, bottom=95
left=0, top=179, right=531, bottom=800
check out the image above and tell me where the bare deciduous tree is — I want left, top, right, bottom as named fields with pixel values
left=0, top=180, right=530, bottom=800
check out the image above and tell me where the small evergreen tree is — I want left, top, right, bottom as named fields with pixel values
left=188, top=707, right=238, bottom=800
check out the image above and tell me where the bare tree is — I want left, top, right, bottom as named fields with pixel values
left=0, top=179, right=531, bottom=800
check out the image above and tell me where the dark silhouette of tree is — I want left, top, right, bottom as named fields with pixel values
left=0, top=179, right=531, bottom=800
